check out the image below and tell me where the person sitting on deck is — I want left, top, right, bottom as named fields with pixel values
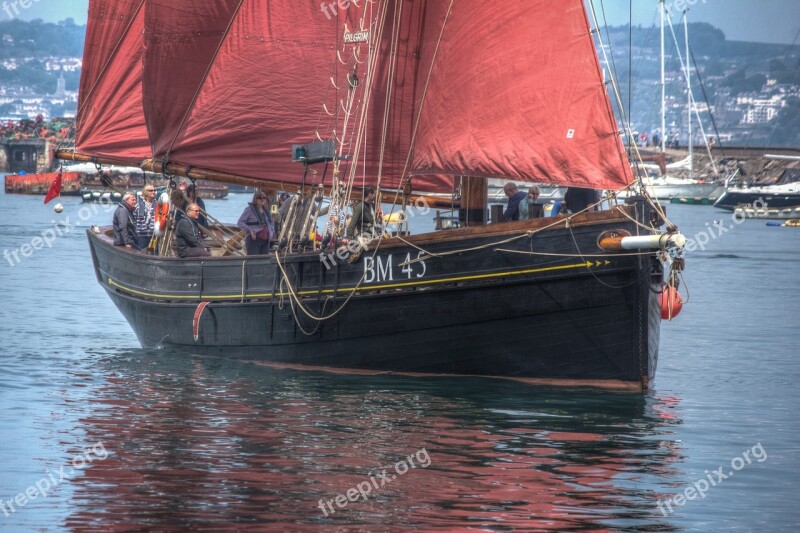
left=346, top=186, right=378, bottom=240
left=502, top=183, right=528, bottom=221
left=519, top=186, right=544, bottom=220
left=185, top=184, right=208, bottom=228
left=176, top=184, right=208, bottom=228
left=113, top=192, right=140, bottom=250
left=175, top=203, right=211, bottom=258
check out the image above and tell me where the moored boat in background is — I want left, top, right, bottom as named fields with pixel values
left=714, top=168, right=800, bottom=211
left=4, top=171, right=82, bottom=196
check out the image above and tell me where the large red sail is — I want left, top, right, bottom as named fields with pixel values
left=408, top=0, right=633, bottom=190
left=145, top=0, right=340, bottom=185
left=142, top=1, right=243, bottom=159
left=136, top=0, right=426, bottom=190
left=77, top=0, right=631, bottom=192
left=77, top=0, right=150, bottom=162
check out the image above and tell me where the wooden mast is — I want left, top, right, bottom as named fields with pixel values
left=460, top=176, right=488, bottom=227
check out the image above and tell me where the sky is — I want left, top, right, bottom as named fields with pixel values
left=598, top=0, right=799, bottom=45
left=4, top=0, right=800, bottom=45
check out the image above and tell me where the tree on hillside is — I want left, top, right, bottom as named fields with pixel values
left=723, top=69, right=766, bottom=96
left=768, top=59, right=799, bottom=85
left=0, top=18, right=85, bottom=58
left=773, top=98, right=800, bottom=146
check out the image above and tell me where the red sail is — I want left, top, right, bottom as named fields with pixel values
left=408, top=0, right=632, bottom=190
left=144, top=0, right=340, bottom=184
left=142, top=1, right=243, bottom=159
left=138, top=1, right=427, bottom=191
left=77, top=0, right=150, bottom=162
left=79, top=0, right=630, bottom=192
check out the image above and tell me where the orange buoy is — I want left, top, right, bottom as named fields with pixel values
left=659, top=285, right=683, bottom=320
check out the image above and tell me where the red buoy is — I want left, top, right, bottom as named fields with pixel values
left=659, top=285, right=683, bottom=320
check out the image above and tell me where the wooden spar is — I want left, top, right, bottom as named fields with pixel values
left=599, top=233, right=686, bottom=251
left=54, top=150, right=457, bottom=208
left=461, top=177, right=488, bottom=226
left=55, top=150, right=284, bottom=189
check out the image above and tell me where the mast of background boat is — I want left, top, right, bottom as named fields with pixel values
left=685, top=9, right=693, bottom=179
left=660, top=0, right=666, bottom=154
left=664, top=13, right=720, bottom=176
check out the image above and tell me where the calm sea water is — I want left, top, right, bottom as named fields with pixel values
left=1, top=178, right=798, bottom=531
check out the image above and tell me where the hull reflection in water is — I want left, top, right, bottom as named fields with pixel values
left=66, top=352, right=684, bottom=529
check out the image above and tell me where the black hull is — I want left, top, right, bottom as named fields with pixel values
left=714, top=189, right=800, bottom=211
left=89, top=203, right=666, bottom=390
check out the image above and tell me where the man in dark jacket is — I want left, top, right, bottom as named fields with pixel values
left=346, top=186, right=377, bottom=239
left=113, top=192, right=139, bottom=249
left=562, top=187, right=600, bottom=214
left=502, top=183, right=527, bottom=221
left=175, top=203, right=210, bottom=257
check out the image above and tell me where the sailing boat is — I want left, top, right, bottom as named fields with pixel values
left=621, top=1, right=723, bottom=201
left=57, top=0, right=686, bottom=391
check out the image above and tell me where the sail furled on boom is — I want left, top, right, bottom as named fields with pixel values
left=77, top=0, right=150, bottom=162
left=75, top=0, right=631, bottom=191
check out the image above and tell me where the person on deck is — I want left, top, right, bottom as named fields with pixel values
left=185, top=184, right=208, bottom=228
left=561, top=187, right=600, bottom=214
left=175, top=184, right=208, bottom=228
left=175, top=203, right=211, bottom=258
left=519, top=186, right=544, bottom=220
left=346, top=186, right=378, bottom=239
left=237, top=190, right=275, bottom=255
left=502, top=183, right=528, bottom=222
left=113, top=192, right=139, bottom=250
left=135, top=184, right=157, bottom=250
